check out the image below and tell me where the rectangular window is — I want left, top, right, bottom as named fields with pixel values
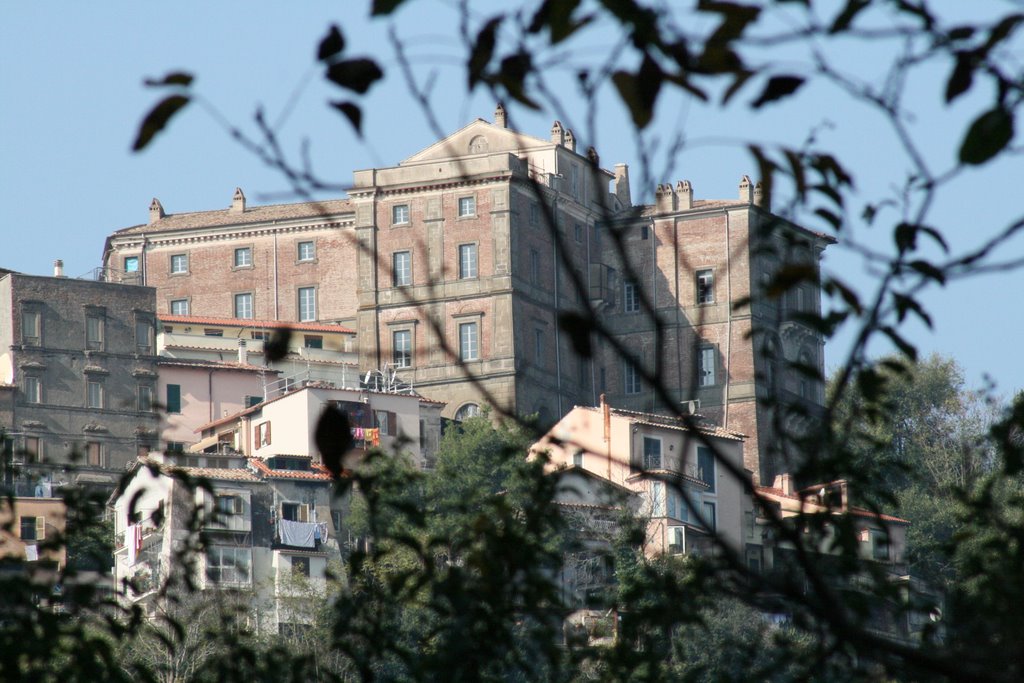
left=459, top=322, right=478, bottom=361
left=170, top=253, right=188, bottom=274
left=234, top=247, right=252, bottom=268
left=24, top=437, right=40, bottom=462
left=623, top=280, right=639, bottom=313
left=393, top=329, right=412, bottom=368
left=641, top=225, right=649, bottom=240
left=170, top=299, right=189, bottom=315
left=166, top=384, right=182, bottom=414
left=698, top=347, right=716, bottom=387
left=135, top=320, right=153, bottom=353
left=643, top=437, right=662, bottom=469
left=530, top=249, right=540, bottom=285
left=574, top=223, right=583, bottom=243
left=281, top=502, right=309, bottom=522
left=124, top=256, right=140, bottom=272
left=624, top=361, right=640, bottom=395
left=87, top=381, right=103, bottom=409
left=529, top=202, right=540, bottom=226
left=24, top=376, right=40, bottom=404
left=303, top=335, right=323, bottom=349
left=245, top=395, right=262, bottom=408
left=872, top=530, right=890, bottom=561
left=570, top=164, right=580, bottom=198
left=234, top=293, right=253, bottom=319
left=206, top=546, right=251, bottom=584
left=458, top=244, right=478, bottom=279
left=86, top=316, right=104, bottom=350
left=297, top=241, right=315, bottom=261
left=457, top=195, right=476, bottom=217
left=298, top=287, right=316, bottom=322
left=291, top=556, right=311, bottom=577
left=138, top=385, right=153, bottom=412
left=697, top=446, right=716, bottom=492
left=256, top=421, right=272, bottom=447
left=534, top=329, right=543, bottom=364
left=216, top=494, right=242, bottom=516
left=392, top=204, right=410, bottom=225
left=86, top=442, right=102, bottom=467
left=22, top=310, right=41, bottom=346
left=20, top=516, right=43, bottom=541
left=696, top=269, right=714, bottom=304
left=703, top=501, right=717, bottom=532
left=204, top=329, right=224, bottom=337
left=651, top=482, right=665, bottom=517
left=393, top=251, right=411, bottom=287
left=374, top=409, right=397, bottom=436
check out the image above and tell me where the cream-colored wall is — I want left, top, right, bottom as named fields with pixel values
left=0, top=497, right=67, bottom=568
left=160, top=367, right=265, bottom=446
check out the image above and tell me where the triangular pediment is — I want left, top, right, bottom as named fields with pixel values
left=401, top=119, right=554, bottom=165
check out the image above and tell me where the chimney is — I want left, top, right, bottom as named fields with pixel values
left=53, top=259, right=64, bottom=278
left=753, top=180, right=770, bottom=210
left=237, top=338, right=248, bottom=365
left=230, top=187, right=246, bottom=213
left=149, top=198, right=165, bottom=224
left=739, top=175, right=753, bottom=203
left=614, top=164, right=632, bottom=207
left=774, top=473, right=794, bottom=496
left=564, top=128, right=576, bottom=152
left=494, top=102, right=507, bottom=128
left=550, top=120, right=565, bottom=146
left=655, top=183, right=677, bottom=213
left=676, top=180, right=693, bottom=210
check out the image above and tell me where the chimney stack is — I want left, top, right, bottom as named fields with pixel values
left=655, top=184, right=677, bottom=213
left=564, top=128, right=576, bottom=152
left=149, top=198, right=165, bottom=224
left=753, top=180, right=769, bottom=210
left=676, top=180, right=693, bottom=210
left=614, top=164, right=632, bottom=207
left=494, top=103, right=507, bottom=128
left=53, top=259, right=64, bottom=278
left=550, top=120, right=565, bottom=146
left=739, top=175, right=753, bottom=203
left=231, top=187, right=246, bottom=213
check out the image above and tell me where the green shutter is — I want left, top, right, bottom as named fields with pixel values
left=167, top=384, right=181, bottom=414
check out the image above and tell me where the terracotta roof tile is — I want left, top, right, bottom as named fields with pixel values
left=581, top=406, right=746, bottom=441
left=166, top=465, right=260, bottom=482
left=754, top=486, right=909, bottom=525
left=160, top=314, right=355, bottom=334
left=248, top=457, right=334, bottom=481
left=113, top=199, right=354, bottom=235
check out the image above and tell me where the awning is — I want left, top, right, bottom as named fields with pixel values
left=187, top=434, right=220, bottom=453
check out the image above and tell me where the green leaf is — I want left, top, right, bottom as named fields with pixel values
left=331, top=101, right=363, bottom=136
left=317, top=25, right=345, bottom=62
left=264, top=327, right=292, bottom=362
left=958, top=107, right=1014, bottom=165
left=814, top=207, right=842, bottom=231
left=750, top=75, right=805, bottom=108
left=143, top=71, right=193, bottom=88
left=908, top=260, right=947, bottom=285
left=468, top=16, right=502, bottom=90
left=326, top=58, right=384, bottom=94
left=721, top=70, right=753, bottom=105
left=314, top=405, right=353, bottom=479
left=892, top=292, right=933, bottom=328
left=371, top=0, right=408, bottom=15
left=132, top=94, right=190, bottom=152
left=894, top=222, right=917, bottom=253
left=944, top=52, right=974, bottom=103
left=497, top=52, right=540, bottom=109
left=611, top=53, right=663, bottom=129
left=882, top=325, right=918, bottom=361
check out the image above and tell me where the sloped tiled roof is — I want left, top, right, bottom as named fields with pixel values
left=165, top=465, right=260, bottom=482
left=160, top=314, right=355, bottom=334
left=248, top=457, right=334, bottom=481
left=113, top=199, right=354, bottom=236
left=755, top=486, right=910, bottom=525
left=580, top=406, right=746, bottom=441
left=157, top=357, right=276, bottom=374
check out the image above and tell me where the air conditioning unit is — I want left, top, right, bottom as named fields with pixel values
left=681, top=399, right=700, bottom=415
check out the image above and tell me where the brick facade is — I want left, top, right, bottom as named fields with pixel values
left=102, top=114, right=829, bottom=483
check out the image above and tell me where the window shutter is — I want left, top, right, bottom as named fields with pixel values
left=266, top=422, right=272, bottom=445
left=388, top=411, right=397, bottom=436
left=253, top=425, right=259, bottom=447
left=36, top=517, right=46, bottom=540
left=299, top=504, right=309, bottom=522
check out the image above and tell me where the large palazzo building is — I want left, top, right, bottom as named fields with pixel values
left=102, top=107, right=830, bottom=483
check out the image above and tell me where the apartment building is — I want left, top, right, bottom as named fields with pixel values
left=103, top=107, right=831, bottom=483
left=0, top=266, right=160, bottom=490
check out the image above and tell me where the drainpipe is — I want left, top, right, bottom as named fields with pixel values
left=723, top=211, right=733, bottom=428
left=140, top=233, right=148, bottom=287
left=586, top=216, right=596, bottom=405
left=552, top=199, right=564, bottom=417
left=208, top=369, right=215, bottom=422
left=273, top=232, right=279, bottom=320
left=649, top=219, right=657, bottom=406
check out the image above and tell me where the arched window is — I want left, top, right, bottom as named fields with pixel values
left=455, top=403, right=481, bottom=421
left=798, top=349, right=814, bottom=400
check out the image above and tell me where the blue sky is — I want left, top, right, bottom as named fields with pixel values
left=2, top=2, right=1022, bottom=395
